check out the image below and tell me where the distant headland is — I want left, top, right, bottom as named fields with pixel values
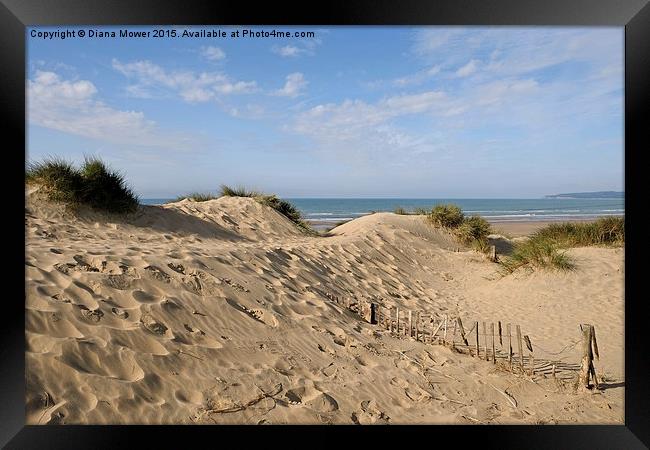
left=544, top=191, right=624, bottom=199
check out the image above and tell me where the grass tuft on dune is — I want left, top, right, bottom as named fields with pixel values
left=532, top=217, right=624, bottom=247
left=26, top=156, right=139, bottom=214
left=499, top=217, right=624, bottom=273
left=219, top=184, right=262, bottom=198
left=173, top=192, right=220, bottom=203
left=220, top=184, right=315, bottom=234
left=500, top=238, right=575, bottom=273
left=425, top=204, right=492, bottom=256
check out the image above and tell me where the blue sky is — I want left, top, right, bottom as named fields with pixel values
left=27, top=26, right=623, bottom=198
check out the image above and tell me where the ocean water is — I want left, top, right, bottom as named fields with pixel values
left=141, top=197, right=624, bottom=225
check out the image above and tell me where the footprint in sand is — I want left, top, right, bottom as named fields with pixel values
left=102, top=274, right=136, bottom=291
left=77, top=305, right=104, bottom=323
left=167, top=262, right=185, bottom=274
left=143, top=266, right=172, bottom=283
left=140, top=314, right=172, bottom=338
left=352, top=400, right=391, bottom=424
left=225, top=298, right=278, bottom=327
left=131, top=290, right=161, bottom=304
left=111, top=307, right=129, bottom=319
left=173, top=324, right=223, bottom=349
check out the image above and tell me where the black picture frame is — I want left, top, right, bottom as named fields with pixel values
left=3, top=0, right=648, bottom=447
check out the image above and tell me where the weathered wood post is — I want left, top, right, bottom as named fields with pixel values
left=431, top=317, right=444, bottom=344
left=516, top=325, right=524, bottom=371
left=490, top=245, right=497, bottom=262
left=450, top=319, right=458, bottom=349
left=457, top=317, right=469, bottom=347
left=474, top=321, right=480, bottom=358
left=591, top=325, right=600, bottom=361
left=396, top=307, right=400, bottom=335
left=507, top=323, right=513, bottom=367
left=370, top=303, right=377, bottom=324
left=524, top=335, right=534, bottom=375
left=407, top=309, right=413, bottom=337
left=443, top=316, right=448, bottom=343
left=579, top=324, right=599, bottom=390
left=498, top=321, right=503, bottom=347
left=482, top=322, right=488, bottom=361
left=490, top=323, right=496, bottom=363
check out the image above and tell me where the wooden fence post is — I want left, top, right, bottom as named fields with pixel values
left=474, top=321, right=480, bottom=358
left=516, top=325, right=524, bottom=371
left=396, top=308, right=400, bottom=335
left=507, top=323, right=513, bottom=367
left=442, top=314, right=447, bottom=344
left=490, top=323, right=496, bottom=363
left=591, top=325, right=600, bottom=361
left=498, top=321, right=503, bottom=347
left=431, top=317, right=444, bottom=344
left=457, top=318, right=469, bottom=347
left=482, top=322, right=488, bottom=361
left=490, top=245, right=497, bottom=262
left=524, top=335, right=534, bottom=375
left=408, top=311, right=413, bottom=338
left=370, top=303, right=377, bottom=324
left=579, top=324, right=599, bottom=390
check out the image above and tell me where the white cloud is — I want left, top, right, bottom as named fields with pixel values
left=290, top=91, right=450, bottom=160
left=272, top=45, right=303, bottom=57
left=27, top=71, right=192, bottom=149
left=112, top=59, right=257, bottom=103
left=200, top=46, right=226, bottom=61
left=456, top=59, right=479, bottom=77
left=273, top=72, right=308, bottom=98
left=393, top=65, right=441, bottom=87
left=271, top=36, right=323, bottom=58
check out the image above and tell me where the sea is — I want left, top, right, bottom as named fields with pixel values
left=140, top=198, right=625, bottom=230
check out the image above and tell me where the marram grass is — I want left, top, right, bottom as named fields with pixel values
left=26, top=156, right=139, bottom=214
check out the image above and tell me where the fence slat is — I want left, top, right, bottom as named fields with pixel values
left=498, top=321, right=503, bottom=347
left=482, top=322, right=488, bottom=361
left=516, top=325, right=524, bottom=371
left=490, top=323, right=496, bottom=363
left=457, top=318, right=469, bottom=346
left=507, top=323, right=513, bottom=366
left=591, top=326, right=600, bottom=360
left=474, top=321, right=479, bottom=358
left=395, top=307, right=399, bottom=334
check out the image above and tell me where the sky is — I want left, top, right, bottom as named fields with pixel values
left=26, top=26, right=624, bottom=198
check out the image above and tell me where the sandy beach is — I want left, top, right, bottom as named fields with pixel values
left=25, top=189, right=624, bottom=424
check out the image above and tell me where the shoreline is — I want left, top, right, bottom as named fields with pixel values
left=308, top=215, right=612, bottom=236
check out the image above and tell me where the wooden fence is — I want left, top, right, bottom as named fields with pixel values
left=331, top=295, right=600, bottom=389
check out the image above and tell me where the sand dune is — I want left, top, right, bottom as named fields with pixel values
left=25, top=189, right=624, bottom=424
